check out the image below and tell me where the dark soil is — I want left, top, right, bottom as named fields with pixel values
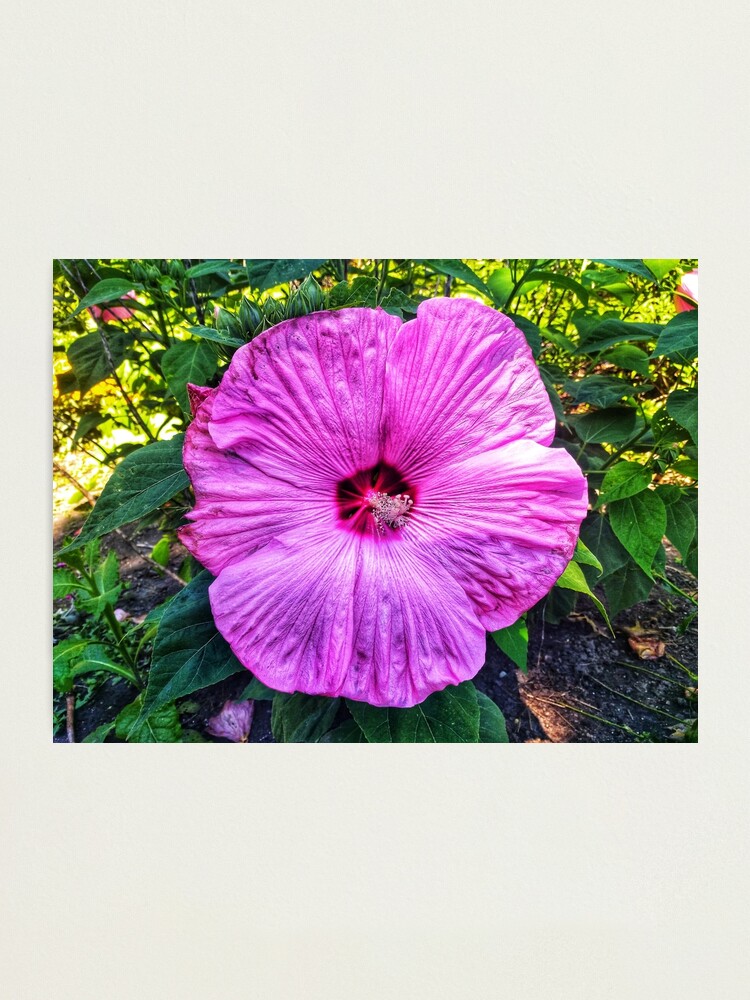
left=53, top=514, right=698, bottom=743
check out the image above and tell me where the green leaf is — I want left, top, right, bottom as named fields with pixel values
left=82, top=721, right=115, bottom=743
left=603, top=561, right=654, bottom=616
left=508, top=313, right=543, bottom=357
left=237, top=677, right=278, bottom=701
left=69, top=279, right=140, bottom=319
left=574, top=538, right=602, bottom=573
left=53, top=568, right=87, bottom=600
left=247, top=259, right=328, bottom=291
left=64, top=331, right=129, bottom=395
left=599, top=344, right=651, bottom=377
left=652, top=312, right=698, bottom=361
left=564, top=375, right=645, bottom=409
left=161, top=340, right=217, bottom=412
left=150, top=536, right=171, bottom=567
left=66, top=436, right=189, bottom=550
left=116, top=696, right=183, bottom=743
left=642, top=259, right=681, bottom=282
left=140, top=570, right=244, bottom=722
left=69, top=643, right=135, bottom=684
left=476, top=691, right=509, bottom=742
left=79, top=550, right=121, bottom=619
left=319, top=720, right=368, bottom=743
left=184, top=259, right=233, bottom=279
left=327, top=277, right=378, bottom=309
left=568, top=406, right=638, bottom=444
left=71, top=412, right=106, bottom=447
left=417, top=259, right=490, bottom=296
left=271, top=694, right=341, bottom=743
left=666, top=388, right=698, bottom=443
left=53, top=637, right=88, bottom=693
left=346, top=682, right=480, bottom=743
left=591, top=259, right=657, bottom=282
left=579, top=512, right=629, bottom=579
left=608, top=490, right=666, bottom=577
left=491, top=617, right=528, bottom=672
left=598, top=461, right=652, bottom=505
left=379, top=287, right=419, bottom=318
left=575, top=316, right=662, bottom=354
left=186, top=325, right=244, bottom=348
left=555, top=560, right=613, bottom=633
left=487, top=267, right=514, bottom=306
left=527, top=270, right=589, bottom=306
left=657, top=486, right=697, bottom=561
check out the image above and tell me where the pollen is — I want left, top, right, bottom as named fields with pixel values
left=365, top=490, right=414, bottom=533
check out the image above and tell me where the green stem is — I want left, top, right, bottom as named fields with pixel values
left=666, top=653, right=698, bottom=682
left=588, top=675, right=684, bottom=723
left=655, top=572, right=698, bottom=606
left=615, top=660, right=687, bottom=689
left=376, top=259, right=389, bottom=304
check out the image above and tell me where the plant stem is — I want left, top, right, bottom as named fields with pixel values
left=66, top=694, right=76, bottom=742
left=655, top=572, right=698, bottom=606
left=615, top=660, right=686, bottom=689
left=376, top=259, right=389, bottom=304
left=588, top=675, right=684, bottom=723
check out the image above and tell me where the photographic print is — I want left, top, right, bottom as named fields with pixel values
left=52, top=259, right=698, bottom=743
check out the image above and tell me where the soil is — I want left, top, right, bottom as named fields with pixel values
left=53, top=515, right=698, bottom=744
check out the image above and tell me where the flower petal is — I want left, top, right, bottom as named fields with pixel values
left=410, top=439, right=588, bottom=629
left=208, top=308, right=403, bottom=488
left=382, top=297, right=554, bottom=477
left=179, top=391, right=328, bottom=575
left=208, top=525, right=486, bottom=708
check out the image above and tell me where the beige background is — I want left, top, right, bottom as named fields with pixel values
left=2, top=1, right=748, bottom=997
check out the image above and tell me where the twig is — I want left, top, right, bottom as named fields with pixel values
left=66, top=694, right=76, bottom=743
left=525, top=692, right=634, bottom=734
left=53, top=461, right=187, bottom=587
left=615, top=660, right=686, bottom=689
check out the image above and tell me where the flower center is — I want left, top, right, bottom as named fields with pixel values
left=336, top=463, right=416, bottom=536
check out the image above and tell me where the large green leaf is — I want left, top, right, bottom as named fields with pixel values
left=591, top=259, right=657, bottom=282
left=65, top=436, right=189, bottom=550
left=139, top=570, right=244, bottom=723
left=487, top=267, right=514, bottom=306
left=417, top=259, right=490, bottom=296
left=657, top=486, right=697, bottom=562
left=666, top=388, right=698, bottom=443
left=69, top=278, right=140, bottom=319
left=642, top=259, right=681, bottom=282
left=575, top=316, right=662, bottom=353
left=564, top=375, right=646, bottom=409
left=319, top=720, right=368, bottom=743
left=568, top=406, right=639, bottom=444
left=476, top=691, right=509, bottom=742
left=579, top=512, right=629, bottom=579
left=603, top=561, right=654, bottom=616
left=187, top=325, right=245, bottom=348
left=652, top=312, right=698, bottom=361
left=63, top=331, right=129, bottom=395
left=555, top=560, right=612, bottom=633
left=597, top=461, right=652, bottom=505
left=328, top=277, right=378, bottom=309
left=270, top=694, right=341, bottom=743
left=116, top=696, right=183, bottom=743
left=161, top=340, right=218, bottom=411
left=599, top=344, right=651, bottom=377
left=527, top=270, right=589, bottom=306
left=347, top=682, right=480, bottom=743
left=491, top=617, right=528, bottom=672
left=247, top=259, right=328, bottom=291
left=608, top=490, right=666, bottom=576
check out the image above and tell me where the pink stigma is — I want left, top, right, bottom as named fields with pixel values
left=365, top=490, right=413, bottom=533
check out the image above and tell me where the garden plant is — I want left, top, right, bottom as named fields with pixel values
left=53, top=259, right=698, bottom=743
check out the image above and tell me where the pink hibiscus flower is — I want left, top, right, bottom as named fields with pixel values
left=89, top=290, right=137, bottom=324
left=179, top=298, right=588, bottom=707
left=674, top=269, right=698, bottom=312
